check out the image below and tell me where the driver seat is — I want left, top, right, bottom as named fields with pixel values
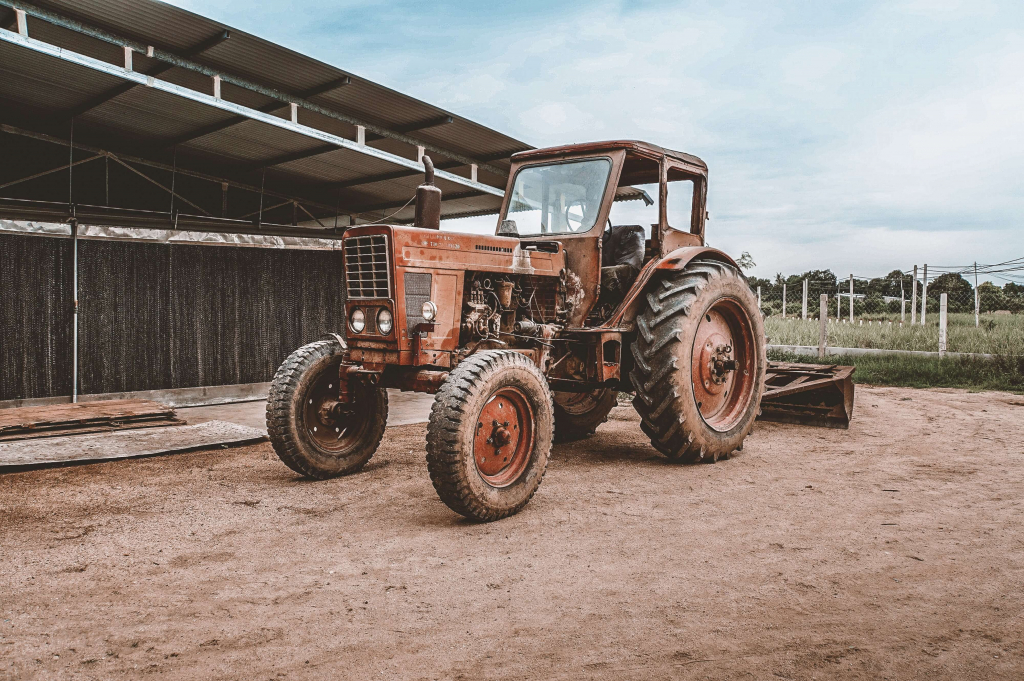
left=600, top=224, right=645, bottom=303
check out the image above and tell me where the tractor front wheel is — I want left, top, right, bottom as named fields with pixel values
left=426, top=350, right=554, bottom=521
left=266, top=339, right=388, bottom=479
left=630, top=260, right=765, bottom=462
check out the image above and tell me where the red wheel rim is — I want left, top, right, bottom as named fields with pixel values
left=301, top=363, right=368, bottom=454
left=690, top=297, right=757, bottom=432
left=473, top=387, right=535, bottom=487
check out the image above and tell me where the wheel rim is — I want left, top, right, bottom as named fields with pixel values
left=473, top=387, right=535, bottom=487
left=301, top=361, right=369, bottom=455
left=690, top=297, right=757, bottom=432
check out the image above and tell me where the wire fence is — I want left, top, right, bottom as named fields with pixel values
left=749, top=264, right=1024, bottom=357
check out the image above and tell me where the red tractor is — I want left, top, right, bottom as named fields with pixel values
left=267, top=140, right=766, bottom=521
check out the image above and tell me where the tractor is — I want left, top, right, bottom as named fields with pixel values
left=266, top=140, right=766, bottom=521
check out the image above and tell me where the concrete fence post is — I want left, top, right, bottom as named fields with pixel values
left=782, top=283, right=787, bottom=318
left=901, top=279, right=906, bottom=322
left=802, top=279, right=808, bottom=320
left=921, top=263, right=928, bottom=326
left=757, top=286, right=761, bottom=311
left=974, top=261, right=980, bottom=328
left=819, top=294, right=828, bottom=359
left=939, top=293, right=948, bottom=358
left=911, top=265, right=918, bottom=325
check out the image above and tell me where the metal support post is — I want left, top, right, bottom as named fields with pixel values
left=71, top=217, right=79, bottom=402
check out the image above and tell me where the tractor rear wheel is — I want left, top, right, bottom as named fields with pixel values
left=426, top=350, right=553, bottom=522
left=266, top=339, right=388, bottom=479
left=553, top=389, right=617, bottom=442
left=629, top=260, right=765, bottom=462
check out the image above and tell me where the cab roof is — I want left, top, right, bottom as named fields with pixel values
left=511, top=140, right=707, bottom=172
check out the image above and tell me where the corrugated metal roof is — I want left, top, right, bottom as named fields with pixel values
left=0, top=0, right=533, bottom=232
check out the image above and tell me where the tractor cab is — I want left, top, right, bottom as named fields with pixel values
left=496, top=141, right=709, bottom=323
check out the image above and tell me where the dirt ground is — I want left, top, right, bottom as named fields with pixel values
left=2, top=385, right=1023, bottom=681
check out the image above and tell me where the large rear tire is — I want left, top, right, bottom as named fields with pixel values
left=426, top=350, right=554, bottom=522
left=266, top=339, right=388, bottom=479
left=630, top=260, right=765, bottom=462
left=553, top=389, right=617, bottom=442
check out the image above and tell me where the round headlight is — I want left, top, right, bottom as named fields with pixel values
left=377, top=308, right=393, bottom=335
left=349, top=308, right=365, bottom=333
left=421, top=300, right=437, bottom=322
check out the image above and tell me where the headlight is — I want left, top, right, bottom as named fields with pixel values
left=349, top=308, right=365, bottom=333
left=377, top=308, right=393, bottom=335
left=421, top=300, right=437, bottom=322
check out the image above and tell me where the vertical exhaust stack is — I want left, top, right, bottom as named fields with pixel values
left=414, top=156, right=442, bottom=230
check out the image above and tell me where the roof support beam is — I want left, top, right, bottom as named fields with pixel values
left=0, top=1, right=506, bottom=175
left=0, top=123, right=340, bottom=214
left=60, top=29, right=231, bottom=120
left=0, top=29, right=504, bottom=199
left=163, top=77, right=351, bottom=147
left=365, top=115, right=452, bottom=142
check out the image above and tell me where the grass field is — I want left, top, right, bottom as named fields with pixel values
left=764, top=312, right=1024, bottom=355
left=768, top=349, right=1024, bottom=394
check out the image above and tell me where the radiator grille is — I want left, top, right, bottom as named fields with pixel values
left=344, top=234, right=390, bottom=299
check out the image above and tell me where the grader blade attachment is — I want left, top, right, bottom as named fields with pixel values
left=757, top=362, right=855, bottom=429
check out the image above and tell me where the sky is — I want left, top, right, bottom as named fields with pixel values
left=164, top=0, right=1024, bottom=280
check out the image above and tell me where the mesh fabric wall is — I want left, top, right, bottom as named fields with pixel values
left=0, top=233, right=345, bottom=401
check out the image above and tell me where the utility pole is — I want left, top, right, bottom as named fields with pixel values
left=911, top=265, right=918, bottom=325
left=974, top=261, right=980, bottom=327
left=849, top=274, right=854, bottom=323
left=921, top=263, right=928, bottom=325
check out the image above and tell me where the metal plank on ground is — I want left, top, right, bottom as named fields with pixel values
left=0, top=421, right=266, bottom=468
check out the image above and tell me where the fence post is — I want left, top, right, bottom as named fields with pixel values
left=900, top=279, right=906, bottom=322
left=921, top=263, right=928, bottom=325
left=757, top=286, right=761, bottom=311
left=802, top=279, right=808, bottom=320
left=782, top=283, right=787, bottom=318
left=849, top=274, right=854, bottom=323
left=911, top=265, right=918, bottom=325
left=818, top=294, right=827, bottom=359
left=974, top=261, right=980, bottom=328
left=939, top=293, right=948, bottom=358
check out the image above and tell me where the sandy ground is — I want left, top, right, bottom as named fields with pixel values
left=2, top=385, right=1023, bottom=680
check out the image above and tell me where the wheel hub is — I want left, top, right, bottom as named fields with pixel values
left=473, top=388, right=534, bottom=487
left=691, top=299, right=757, bottom=432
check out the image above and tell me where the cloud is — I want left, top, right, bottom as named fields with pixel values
left=164, top=0, right=1024, bottom=277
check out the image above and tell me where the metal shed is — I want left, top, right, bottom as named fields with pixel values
left=0, top=0, right=532, bottom=406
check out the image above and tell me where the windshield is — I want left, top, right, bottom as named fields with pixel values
left=502, top=158, right=611, bottom=237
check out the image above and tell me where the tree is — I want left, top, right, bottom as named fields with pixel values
left=735, top=252, right=756, bottom=271
left=929, top=273, right=974, bottom=313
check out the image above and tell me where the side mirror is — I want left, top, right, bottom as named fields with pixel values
left=497, top=219, right=519, bottom=236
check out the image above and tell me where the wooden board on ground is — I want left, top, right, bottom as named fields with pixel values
left=0, top=399, right=183, bottom=441
left=0, top=420, right=266, bottom=468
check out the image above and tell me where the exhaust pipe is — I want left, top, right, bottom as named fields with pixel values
left=414, top=155, right=442, bottom=230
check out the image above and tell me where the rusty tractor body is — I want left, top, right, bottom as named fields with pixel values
left=267, top=141, right=770, bottom=521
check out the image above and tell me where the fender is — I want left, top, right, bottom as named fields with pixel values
left=602, top=246, right=739, bottom=329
